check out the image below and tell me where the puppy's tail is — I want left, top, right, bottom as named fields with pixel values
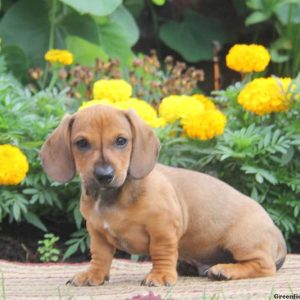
left=275, top=227, right=287, bottom=271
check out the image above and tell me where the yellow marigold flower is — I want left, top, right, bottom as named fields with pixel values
left=79, top=98, right=164, bottom=128
left=115, top=98, right=164, bottom=128
left=0, top=145, right=29, bottom=185
left=79, top=99, right=116, bottom=111
left=238, top=77, right=292, bottom=115
left=147, top=117, right=167, bottom=128
left=93, top=79, right=132, bottom=102
left=159, top=95, right=204, bottom=123
left=182, top=110, right=227, bottom=140
left=44, top=49, right=73, bottom=65
left=226, top=44, right=270, bottom=73
left=192, top=94, right=216, bottom=110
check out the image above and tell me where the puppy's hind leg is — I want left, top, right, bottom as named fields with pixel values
left=207, top=250, right=276, bottom=280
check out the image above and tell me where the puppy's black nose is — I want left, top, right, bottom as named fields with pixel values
left=94, top=165, right=114, bottom=184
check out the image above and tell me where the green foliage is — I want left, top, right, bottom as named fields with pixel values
left=1, top=54, right=300, bottom=262
left=157, top=76, right=300, bottom=246
left=0, top=74, right=80, bottom=231
left=2, top=45, right=28, bottom=81
left=0, top=51, right=7, bottom=75
left=0, top=0, right=138, bottom=74
left=159, top=10, right=235, bottom=62
left=59, top=0, right=122, bottom=16
left=38, top=233, right=60, bottom=262
left=152, top=0, right=166, bottom=6
left=63, top=229, right=89, bottom=260
left=48, top=51, right=204, bottom=103
left=245, top=0, right=300, bottom=76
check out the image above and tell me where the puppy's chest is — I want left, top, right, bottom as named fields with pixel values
left=91, top=211, right=149, bottom=255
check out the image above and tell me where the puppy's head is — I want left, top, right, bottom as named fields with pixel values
left=40, top=105, right=160, bottom=196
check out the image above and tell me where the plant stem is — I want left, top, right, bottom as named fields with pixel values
left=148, top=0, right=161, bottom=59
left=49, top=0, right=58, bottom=50
left=48, top=69, right=58, bottom=91
left=42, top=0, right=58, bottom=88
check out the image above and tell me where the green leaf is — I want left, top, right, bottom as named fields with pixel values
left=124, top=0, right=145, bottom=18
left=79, top=240, right=86, bottom=252
left=251, top=186, right=259, bottom=201
left=98, top=21, right=133, bottom=64
left=246, top=0, right=264, bottom=10
left=22, top=188, right=38, bottom=195
left=245, top=11, right=271, bottom=26
left=280, top=146, right=294, bottom=166
left=270, top=48, right=290, bottom=63
left=66, top=35, right=108, bottom=66
left=242, top=165, right=278, bottom=185
left=110, top=4, right=139, bottom=46
left=159, top=10, right=234, bottom=62
left=152, top=0, right=166, bottom=6
left=294, top=206, right=299, bottom=218
left=24, top=212, right=47, bottom=232
left=12, top=203, right=20, bottom=221
left=259, top=169, right=278, bottom=185
left=255, top=173, right=264, bottom=184
left=73, top=206, right=83, bottom=229
left=59, top=0, right=122, bottom=16
left=2, top=45, right=28, bottom=81
left=61, top=12, right=100, bottom=45
left=274, top=2, right=300, bottom=25
left=270, top=38, right=291, bottom=63
left=0, top=0, right=64, bottom=66
left=62, top=243, right=79, bottom=260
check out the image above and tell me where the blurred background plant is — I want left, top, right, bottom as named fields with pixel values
left=32, top=50, right=204, bottom=103
left=1, top=0, right=299, bottom=86
left=0, top=0, right=300, bottom=262
left=245, top=0, right=300, bottom=77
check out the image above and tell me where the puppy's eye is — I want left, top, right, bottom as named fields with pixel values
left=75, top=138, right=90, bottom=151
left=115, top=137, right=128, bottom=148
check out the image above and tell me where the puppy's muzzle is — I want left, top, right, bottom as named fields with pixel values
left=94, top=165, right=115, bottom=185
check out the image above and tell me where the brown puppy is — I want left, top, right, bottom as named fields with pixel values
left=40, top=105, right=286, bottom=287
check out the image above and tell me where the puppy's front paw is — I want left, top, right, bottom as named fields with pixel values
left=67, top=270, right=109, bottom=286
left=141, top=271, right=177, bottom=287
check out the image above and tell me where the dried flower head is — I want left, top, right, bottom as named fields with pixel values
left=28, top=68, right=43, bottom=80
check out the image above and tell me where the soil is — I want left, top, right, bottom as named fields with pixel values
left=0, top=220, right=131, bottom=263
left=0, top=220, right=299, bottom=264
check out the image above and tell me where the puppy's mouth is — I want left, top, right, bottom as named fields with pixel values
left=83, top=177, right=122, bottom=200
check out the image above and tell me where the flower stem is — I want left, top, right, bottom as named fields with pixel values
left=48, top=0, right=57, bottom=50
left=42, top=0, right=58, bottom=89
left=48, top=69, right=58, bottom=91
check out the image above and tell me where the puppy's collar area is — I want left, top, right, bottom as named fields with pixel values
left=86, top=176, right=144, bottom=209
left=97, top=187, right=120, bottom=206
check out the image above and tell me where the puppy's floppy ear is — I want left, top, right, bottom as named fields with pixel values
left=40, top=114, right=76, bottom=183
left=125, top=109, right=160, bottom=179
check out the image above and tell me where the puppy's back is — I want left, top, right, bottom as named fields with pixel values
left=155, top=163, right=275, bottom=237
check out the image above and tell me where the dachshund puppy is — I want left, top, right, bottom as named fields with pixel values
left=40, top=105, right=286, bottom=287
